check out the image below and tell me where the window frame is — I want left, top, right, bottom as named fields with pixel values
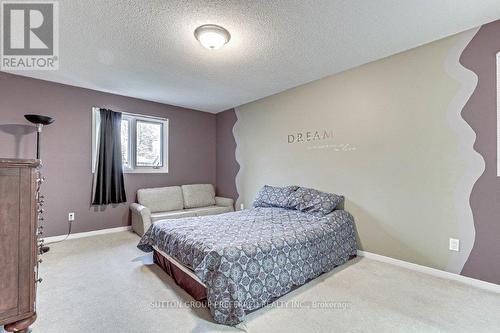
left=134, top=118, right=165, bottom=169
left=121, top=117, right=131, bottom=170
left=92, top=107, right=169, bottom=174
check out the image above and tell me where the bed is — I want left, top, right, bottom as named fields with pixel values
left=137, top=205, right=357, bottom=326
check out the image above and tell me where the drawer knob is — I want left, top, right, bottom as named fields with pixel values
left=36, top=278, right=43, bottom=283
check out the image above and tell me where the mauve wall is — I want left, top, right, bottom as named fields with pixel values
left=216, top=109, right=239, bottom=202
left=0, top=72, right=216, bottom=237
left=460, top=21, right=500, bottom=283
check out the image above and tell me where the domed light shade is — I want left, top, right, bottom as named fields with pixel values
left=194, top=24, right=231, bottom=50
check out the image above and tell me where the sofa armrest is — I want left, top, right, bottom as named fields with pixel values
left=215, top=196, right=234, bottom=208
left=130, top=203, right=152, bottom=236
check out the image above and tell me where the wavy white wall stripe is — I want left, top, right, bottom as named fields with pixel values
left=443, top=27, right=484, bottom=274
left=234, top=107, right=244, bottom=209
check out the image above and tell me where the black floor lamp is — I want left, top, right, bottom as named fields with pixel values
left=25, top=114, right=55, bottom=254
left=24, top=114, right=55, bottom=159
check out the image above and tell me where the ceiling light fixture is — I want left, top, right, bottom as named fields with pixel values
left=194, top=24, right=231, bottom=50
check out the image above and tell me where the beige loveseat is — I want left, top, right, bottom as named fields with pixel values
left=130, top=184, right=234, bottom=236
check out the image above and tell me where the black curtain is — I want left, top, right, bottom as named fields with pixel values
left=91, top=109, right=127, bottom=205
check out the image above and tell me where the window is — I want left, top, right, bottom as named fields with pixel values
left=135, top=120, right=163, bottom=167
left=92, top=108, right=168, bottom=173
left=121, top=118, right=130, bottom=168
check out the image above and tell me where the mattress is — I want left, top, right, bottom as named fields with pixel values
left=153, top=246, right=206, bottom=287
left=153, top=247, right=208, bottom=301
left=138, top=207, right=357, bottom=325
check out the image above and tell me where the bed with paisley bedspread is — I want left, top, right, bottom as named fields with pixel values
left=137, top=203, right=357, bottom=326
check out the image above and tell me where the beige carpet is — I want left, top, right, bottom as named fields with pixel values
left=25, top=231, right=500, bottom=333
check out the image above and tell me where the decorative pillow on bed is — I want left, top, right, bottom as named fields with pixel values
left=288, top=187, right=344, bottom=217
left=252, top=185, right=299, bottom=208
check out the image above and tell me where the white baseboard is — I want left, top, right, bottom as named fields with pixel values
left=357, top=250, right=500, bottom=294
left=43, top=226, right=132, bottom=243
left=41, top=229, right=499, bottom=293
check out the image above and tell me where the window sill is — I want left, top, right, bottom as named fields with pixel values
left=92, top=169, right=169, bottom=174
left=123, top=168, right=169, bottom=174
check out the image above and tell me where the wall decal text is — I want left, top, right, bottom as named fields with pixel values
left=307, top=143, right=357, bottom=151
left=287, top=130, right=334, bottom=144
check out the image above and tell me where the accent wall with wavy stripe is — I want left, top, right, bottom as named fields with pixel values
left=216, top=19, right=500, bottom=285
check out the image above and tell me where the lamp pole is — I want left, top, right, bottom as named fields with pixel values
left=24, top=115, right=55, bottom=254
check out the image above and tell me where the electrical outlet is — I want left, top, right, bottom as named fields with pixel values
left=449, top=238, right=460, bottom=251
left=240, top=203, right=245, bottom=210
left=68, top=212, right=75, bottom=222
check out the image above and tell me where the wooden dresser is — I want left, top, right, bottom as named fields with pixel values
left=0, top=159, right=40, bottom=332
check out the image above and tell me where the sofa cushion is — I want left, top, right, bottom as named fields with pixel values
left=181, top=184, right=216, bottom=209
left=186, top=205, right=233, bottom=216
left=151, top=210, right=197, bottom=222
left=137, top=186, right=184, bottom=213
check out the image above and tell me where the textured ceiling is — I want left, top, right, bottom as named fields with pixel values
left=6, top=0, right=500, bottom=113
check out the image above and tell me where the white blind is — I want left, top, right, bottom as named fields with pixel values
left=497, top=53, right=500, bottom=176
